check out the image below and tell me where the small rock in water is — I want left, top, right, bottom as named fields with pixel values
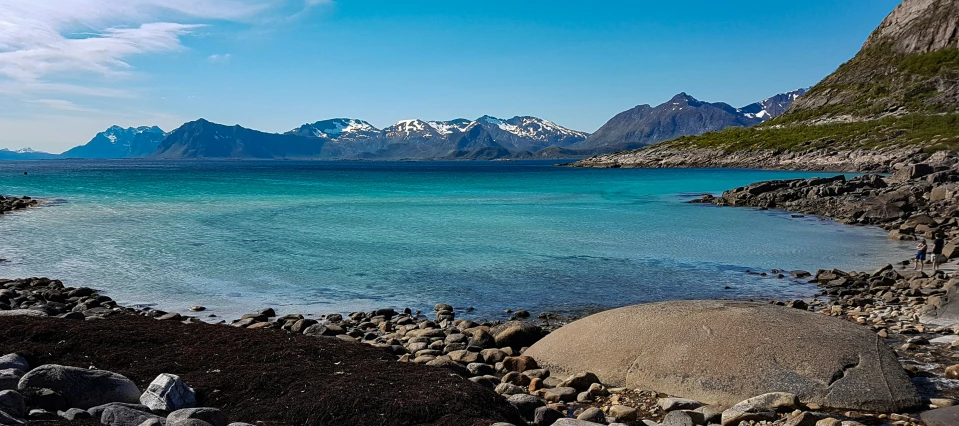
left=188, top=306, right=206, bottom=312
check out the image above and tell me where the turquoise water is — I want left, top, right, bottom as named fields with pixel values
left=0, top=160, right=911, bottom=319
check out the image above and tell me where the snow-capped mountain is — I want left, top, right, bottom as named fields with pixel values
left=283, top=115, right=589, bottom=159
left=473, top=115, right=589, bottom=151
left=287, top=119, right=379, bottom=139
left=0, top=147, right=57, bottom=160
left=61, top=125, right=166, bottom=158
left=382, top=119, right=448, bottom=141
left=426, top=119, right=473, bottom=135
left=738, top=88, right=808, bottom=120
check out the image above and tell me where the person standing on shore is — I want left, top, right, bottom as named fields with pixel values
left=915, top=239, right=928, bottom=271
left=933, top=235, right=946, bottom=271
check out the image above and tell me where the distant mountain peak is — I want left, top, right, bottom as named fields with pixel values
left=288, top=118, right=378, bottom=139
left=61, top=124, right=167, bottom=159
left=577, top=89, right=806, bottom=151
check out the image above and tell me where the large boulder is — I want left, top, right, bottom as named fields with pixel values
left=891, top=163, right=934, bottom=182
left=523, top=301, right=920, bottom=411
left=18, top=365, right=140, bottom=409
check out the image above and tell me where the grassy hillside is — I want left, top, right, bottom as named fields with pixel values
left=667, top=112, right=959, bottom=152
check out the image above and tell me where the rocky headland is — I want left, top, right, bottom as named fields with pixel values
left=568, top=146, right=958, bottom=173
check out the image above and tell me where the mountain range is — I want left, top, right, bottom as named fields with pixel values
left=1, top=89, right=805, bottom=160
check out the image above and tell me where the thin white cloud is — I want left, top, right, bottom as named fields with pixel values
left=0, top=0, right=291, bottom=87
left=207, top=53, right=233, bottom=63
left=27, top=99, right=98, bottom=113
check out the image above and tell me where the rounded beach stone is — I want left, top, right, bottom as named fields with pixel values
left=18, top=364, right=141, bottom=409
left=576, top=407, right=606, bottom=423
left=506, top=393, right=544, bottom=421
left=101, top=404, right=164, bottom=426
left=490, top=321, right=544, bottom=350
left=556, top=419, right=605, bottom=426
left=167, top=407, right=228, bottom=426
left=523, top=300, right=921, bottom=411
left=0, top=355, right=28, bottom=372
left=533, top=406, right=563, bottom=426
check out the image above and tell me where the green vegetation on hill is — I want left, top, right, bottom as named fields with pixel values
left=658, top=45, right=959, bottom=153
left=667, top=112, right=959, bottom=152
left=773, top=45, right=959, bottom=125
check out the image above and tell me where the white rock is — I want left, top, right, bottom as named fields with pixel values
left=140, top=374, right=196, bottom=412
left=0, top=355, right=27, bottom=372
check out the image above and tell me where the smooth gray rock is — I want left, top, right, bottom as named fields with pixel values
left=101, top=405, right=164, bottom=426
left=18, top=364, right=140, bottom=409
left=28, top=409, right=58, bottom=420
left=721, top=392, right=798, bottom=426
left=0, top=356, right=27, bottom=373
left=659, top=397, right=702, bottom=411
left=0, top=370, right=23, bottom=392
left=168, top=420, right=212, bottom=426
left=524, top=301, right=921, bottom=411
left=575, top=407, right=606, bottom=423
left=544, top=386, right=578, bottom=403
left=720, top=393, right=797, bottom=426
left=0, top=391, right=25, bottom=418
left=140, top=374, right=196, bottom=412
left=507, top=394, right=545, bottom=421
left=226, top=424, right=256, bottom=426
left=167, top=408, right=228, bottom=426
left=137, top=419, right=165, bottom=426
left=494, top=382, right=527, bottom=396
left=532, top=406, right=563, bottom=426
left=59, top=408, right=94, bottom=421
left=88, top=403, right=152, bottom=420
left=921, top=406, right=959, bottom=426
left=555, top=419, right=606, bottom=426
left=662, top=410, right=695, bottom=426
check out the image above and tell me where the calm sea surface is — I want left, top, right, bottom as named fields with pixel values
left=0, top=160, right=912, bottom=319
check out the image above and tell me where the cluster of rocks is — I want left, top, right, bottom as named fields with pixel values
left=0, top=196, right=36, bottom=216
left=568, top=145, right=959, bottom=173
left=694, top=163, right=959, bottom=247
left=0, top=353, right=254, bottom=426
left=0, top=277, right=129, bottom=319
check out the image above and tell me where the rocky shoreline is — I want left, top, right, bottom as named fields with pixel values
left=566, top=145, right=959, bottom=174
left=0, top=196, right=38, bottom=216
left=4, top=185, right=959, bottom=426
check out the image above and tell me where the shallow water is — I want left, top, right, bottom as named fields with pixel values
left=0, top=160, right=913, bottom=319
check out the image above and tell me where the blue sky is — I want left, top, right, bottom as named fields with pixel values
left=0, top=0, right=901, bottom=153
